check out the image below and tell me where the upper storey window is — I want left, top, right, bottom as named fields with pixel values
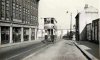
left=51, top=20, right=54, bottom=24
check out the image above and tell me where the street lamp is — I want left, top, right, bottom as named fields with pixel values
left=66, top=11, right=72, bottom=40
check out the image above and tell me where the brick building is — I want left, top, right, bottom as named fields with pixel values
left=0, top=0, right=40, bottom=44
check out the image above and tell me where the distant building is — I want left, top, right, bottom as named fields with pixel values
left=0, top=0, right=40, bottom=45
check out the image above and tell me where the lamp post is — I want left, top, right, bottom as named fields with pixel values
left=66, top=11, right=72, bottom=40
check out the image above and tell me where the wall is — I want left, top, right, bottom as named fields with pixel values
left=79, top=6, right=99, bottom=33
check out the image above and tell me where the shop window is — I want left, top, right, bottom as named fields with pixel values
left=31, top=28, right=35, bottom=40
left=1, top=26, right=10, bottom=44
left=13, top=27, right=21, bottom=43
left=24, top=28, right=29, bottom=41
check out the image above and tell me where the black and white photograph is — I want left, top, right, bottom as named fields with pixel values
left=0, top=0, right=99, bottom=60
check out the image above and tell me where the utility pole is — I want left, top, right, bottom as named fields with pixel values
left=66, top=11, right=72, bottom=40
left=70, top=13, right=72, bottom=32
left=70, top=13, right=72, bottom=40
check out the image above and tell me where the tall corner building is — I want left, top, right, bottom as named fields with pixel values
left=0, top=0, right=40, bottom=45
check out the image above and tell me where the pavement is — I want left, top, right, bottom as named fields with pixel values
left=74, top=41, right=99, bottom=60
left=0, top=40, right=42, bottom=53
left=0, top=39, right=46, bottom=60
left=22, top=39, right=87, bottom=60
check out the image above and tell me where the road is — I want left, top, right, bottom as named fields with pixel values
left=0, top=39, right=88, bottom=60
left=0, top=41, right=50, bottom=60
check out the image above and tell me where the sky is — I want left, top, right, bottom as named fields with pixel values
left=38, top=0, right=99, bottom=30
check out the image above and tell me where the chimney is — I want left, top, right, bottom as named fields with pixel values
left=84, top=4, right=88, bottom=9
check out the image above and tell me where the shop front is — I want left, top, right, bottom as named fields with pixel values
left=1, top=26, right=10, bottom=44
left=13, top=27, right=21, bottom=43
left=24, top=28, right=29, bottom=41
left=31, top=28, right=35, bottom=40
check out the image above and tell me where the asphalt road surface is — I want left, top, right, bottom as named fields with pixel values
left=0, top=39, right=88, bottom=60
left=23, top=39, right=88, bottom=60
left=0, top=41, right=51, bottom=60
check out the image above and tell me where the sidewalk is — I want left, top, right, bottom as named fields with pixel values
left=0, top=40, right=42, bottom=53
left=74, top=41, right=99, bottom=60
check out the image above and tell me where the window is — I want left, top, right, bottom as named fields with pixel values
left=16, top=4, right=19, bottom=19
left=13, top=2, right=16, bottom=19
left=6, top=0, right=10, bottom=19
left=1, top=4, right=5, bottom=18
left=13, top=0, right=16, bottom=3
left=6, top=11, right=9, bottom=18
left=19, top=5, right=22, bottom=20
left=51, top=20, right=54, bottom=24
left=31, top=28, right=35, bottom=40
left=1, top=0, right=5, bottom=19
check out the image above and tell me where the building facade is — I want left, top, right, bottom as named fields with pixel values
left=79, top=4, right=99, bottom=33
left=75, top=4, right=99, bottom=41
left=0, top=0, right=40, bottom=45
left=75, top=13, right=80, bottom=41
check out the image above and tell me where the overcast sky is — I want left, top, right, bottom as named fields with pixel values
left=38, top=0, right=99, bottom=29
